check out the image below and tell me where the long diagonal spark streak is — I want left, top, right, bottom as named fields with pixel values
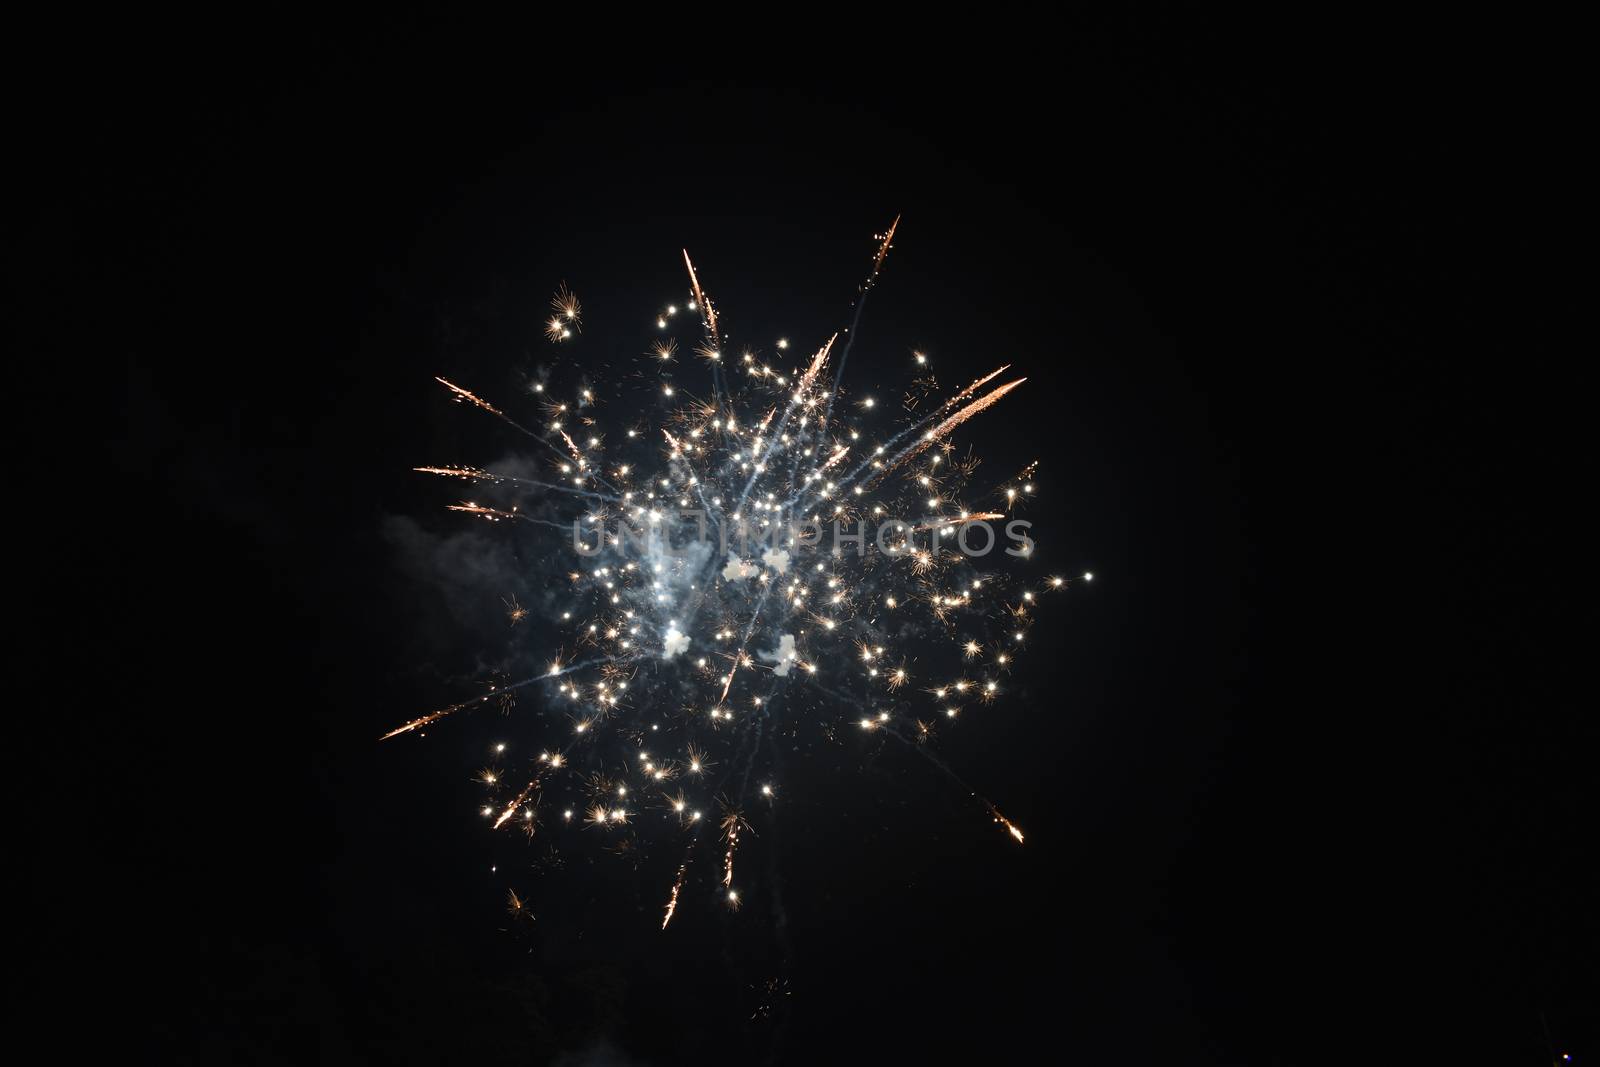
left=663, top=849, right=692, bottom=929
left=380, top=699, right=479, bottom=740
left=493, top=778, right=541, bottom=829
left=913, top=512, right=1006, bottom=532
left=721, top=809, right=748, bottom=888
left=865, top=378, right=1028, bottom=486
left=871, top=214, right=900, bottom=275
left=414, top=467, right=620, bottom=504
left=434, top=376, right=512, bottom=420
left=386, top=217, right=1093, bottom=930
left=783, top=363, right=1013, bottom=512
left=682, top=251, right=719, bottom=349
left=818, top=215, right=898, bottom=436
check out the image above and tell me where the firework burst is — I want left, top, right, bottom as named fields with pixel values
left=388, top=219, right=1094, bottom=927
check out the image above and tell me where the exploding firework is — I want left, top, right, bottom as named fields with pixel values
left=387, top=218, right=1094, bottom=925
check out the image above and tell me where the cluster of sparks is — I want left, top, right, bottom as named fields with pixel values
left=386, top=219, right=1093, bottom=930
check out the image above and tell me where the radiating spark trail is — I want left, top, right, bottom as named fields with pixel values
left=799, top=335, right=837, bottom=392
left=445, top=503, right=573, bottom=531
left=722, top=810, right=746, bottom=888
left=867, top=378, right=1027, bottom=483
left=992, top=808, right=1025, bottom=844
left=662, top=865, right=686, bottom=928
left=818, top=217, right=899, bottom=434
left=414, top=467, right=620, bottom=502
left=943, top=364, right=1013, bottom=410
left=662, top=837, right=698, bottom=930
left=926, top=377, right=1028, bottom=441
left=913, top=512, right=1006, bottom=532
left=493, top=777, right=542, bottom=829
left=380, top=700, right=476, bottom=740
left=683, top=251, right=719, bottom=348
left=413, top=465, right=492, bottom=479
left=871, top=215, right=900, bottom=276
left=435, top=377, right=512, bottom=421
left=787, top=364, right=1014, bottom=511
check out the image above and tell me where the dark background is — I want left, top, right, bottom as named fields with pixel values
left=28, top=15, right=1592, bottom=1065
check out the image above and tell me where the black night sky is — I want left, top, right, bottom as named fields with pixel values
left=33, top=17, right=1593, bottom=1065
